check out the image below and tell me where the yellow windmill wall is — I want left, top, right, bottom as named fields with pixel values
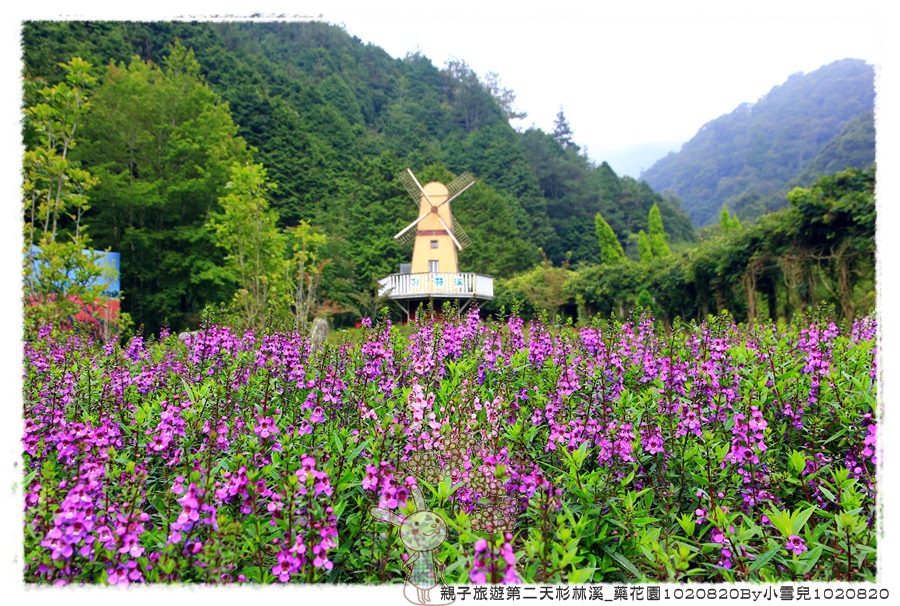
left=410, top=181, right=460, bottom=274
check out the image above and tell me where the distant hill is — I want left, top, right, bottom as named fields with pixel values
left=640, top=59, right=875, bottom=227
left=602, top=140, right=681, bottom=179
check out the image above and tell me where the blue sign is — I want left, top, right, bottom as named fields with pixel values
left=93, top=250, right=120, bottom=299
left=26, top=246, right=121, bottom=300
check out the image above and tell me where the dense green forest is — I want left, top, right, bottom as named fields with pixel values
left=499, top=165, right=875, bottom=325
left=641, top=59, right=875, bottom=227
left=21, top=21, right=875, bottom=335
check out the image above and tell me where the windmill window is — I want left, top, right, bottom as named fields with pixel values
left=429, top=260, right=439, bottom=273
left=430, top=240, right=438, bottom=249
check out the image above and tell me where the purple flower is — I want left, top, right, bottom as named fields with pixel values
left=469, top=533, right=519, bottom=584
left=272, top=551, right=300, bottom=582
left=785, top=535, right=808, bottom=556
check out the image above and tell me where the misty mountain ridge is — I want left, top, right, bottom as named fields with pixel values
left=640, top=58, right=875, bottom=227
left=603, top=140, right=682, bottom=179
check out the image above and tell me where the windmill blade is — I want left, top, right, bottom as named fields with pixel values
left=435, top=215, right=464, bottom=251
left=393, top=211, right=431, bottom=241
left=451, top=215, right=473, bottom=249
left=396, top=228, right=417, bottom=247
left=398, top=168, right=433, bottom=206
left=446, top=171, right=475, bottom=198
left=436, top=175, right=476, bottom=209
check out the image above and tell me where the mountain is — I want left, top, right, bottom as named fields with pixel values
left=602, top=140, right=681, bottom=179
left=21, top=21, right=695, bottom=331
left=640, top=59, right=875, bottom=227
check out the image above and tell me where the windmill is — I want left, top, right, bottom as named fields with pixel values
left=378, top=168, right=492, bottom=319
left=394, top=169, right=475, bottom=275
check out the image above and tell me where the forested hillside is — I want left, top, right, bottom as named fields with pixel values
left=641, top=59, right=875, bottom=227
left=21, top=22, right=874, bottom=336
left=22, top=20, right=695, bottom=333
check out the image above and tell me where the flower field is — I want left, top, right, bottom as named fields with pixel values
left=22, top=309, right=878, bottom=585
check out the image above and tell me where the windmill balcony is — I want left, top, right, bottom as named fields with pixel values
left=378, top=272, right=494, bottom=300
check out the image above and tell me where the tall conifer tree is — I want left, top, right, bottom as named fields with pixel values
left=648, top=203, right=671, bottom=257
left=595, top=212, right=626, bottom=265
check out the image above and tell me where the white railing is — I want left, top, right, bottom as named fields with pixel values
left=378, top=272, right=494, bottom=300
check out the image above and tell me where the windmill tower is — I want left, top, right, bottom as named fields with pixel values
left=379, top=168, right=494, bottom=319
left=394, top=169, right=475, bottom=274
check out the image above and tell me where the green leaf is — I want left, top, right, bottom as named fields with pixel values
left=791, top=504, right=818, bottom=535
left=748, top=543, right=782, bottom=574
left=763, top=507, right=793, bottom=537
left=22, top=467, right=39, bottom=490
left=821, top=428, right=849, bottom=445
left=677, top=513, right=696, bottom=537
left=602, top=546, right=642, bottom=579
left=632, top=516, right=659, bottom=526
left=567, top=567, right=595, bottom=584
left=789, top=450, right=807, bottom=475
left=347, top=439, right=370, bottom=462
left=240, top=566, right=263, bottom=583
left=795, top=545, right=824, bottom=575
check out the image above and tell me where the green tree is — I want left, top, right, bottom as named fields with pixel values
left=636, top=288, right=655, bottom=313
left=483, top=71, right=527, bottom=121
left=786, top=166, right=875, bottom=320
left=595, top=212, right=626, bottom=265
left=283, top=221, right=329, bottom=331
left=206, top=162, right=336, bottom=333
left=552, top=108, right=577, bottom=150
left=648, top=203, right=671, bottom=258
left=443, top=59, right=502, bottom=132
left=564, top=262, right=646, bottom=321
left=498, top=253, right=572, bottom=318
left=22, top=58, right=118, bottom=336
left=719, top=205, right=740, bottom=233
left=74, top=41, right=252, bottom=333
left=719, top=205, right=732, bottom=233
left=637, top=230, right=653, bottom=265
left=206, top=162, right=288, bottom=333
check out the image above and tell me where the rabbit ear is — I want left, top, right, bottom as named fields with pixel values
left=369, top=506, right=404, bottom=526
left=411, top=483, right=426, bottom=513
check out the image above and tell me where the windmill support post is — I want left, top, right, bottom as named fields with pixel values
left=382, top=290, right=481, bottom=324
left=389, top=298, right=412, bottom=324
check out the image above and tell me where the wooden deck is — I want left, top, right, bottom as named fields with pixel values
left=378, top=272, right=494, bottom=300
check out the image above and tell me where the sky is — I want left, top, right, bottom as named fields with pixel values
left=2, top=1, right=899, bottom=603
left=4, top=1, right=892, bottom=175
left=320, top=1, right=889, bottom=177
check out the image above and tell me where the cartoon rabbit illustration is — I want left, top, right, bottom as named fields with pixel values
left=369, top=483, right=454, bottom=605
